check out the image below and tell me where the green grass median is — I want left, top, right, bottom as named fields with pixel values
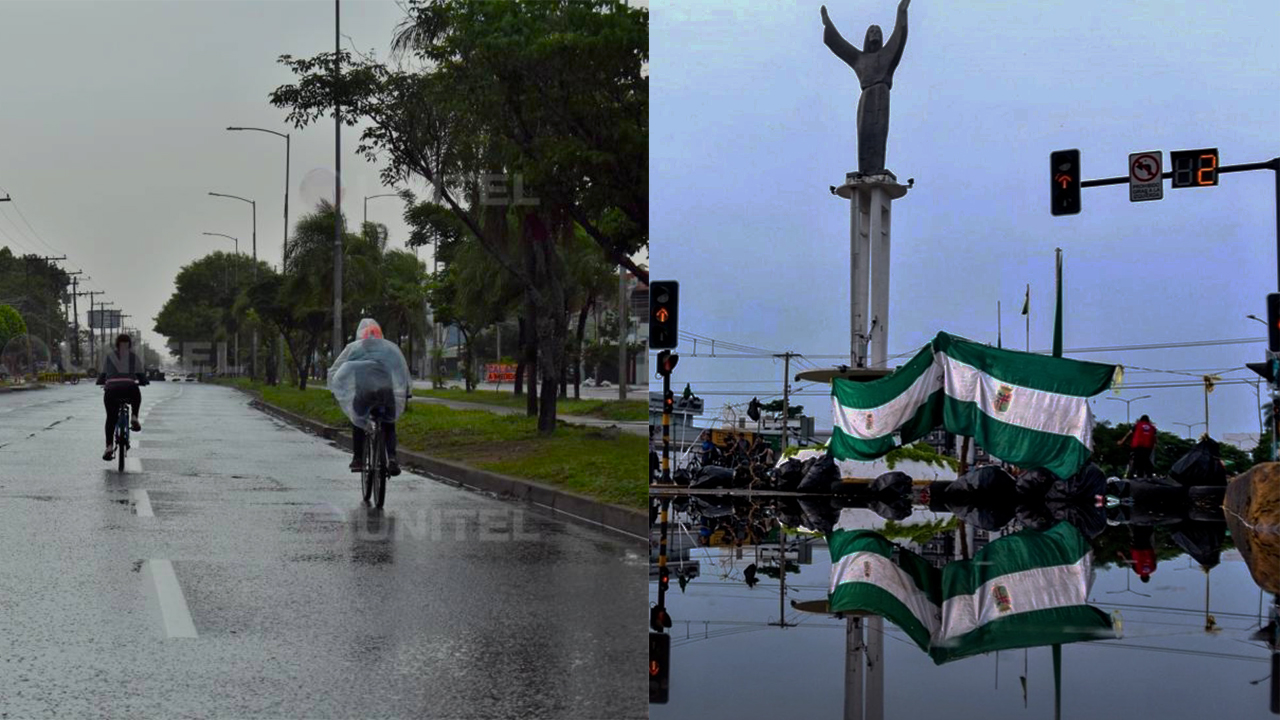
left=411, top=387, right=648, bottom=422
left=218, top=379, right=646, bottom=510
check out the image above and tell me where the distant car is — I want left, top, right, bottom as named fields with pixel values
left=185, top=374, right=197, bottom=382
left=146, top=368, right=166, bottom=382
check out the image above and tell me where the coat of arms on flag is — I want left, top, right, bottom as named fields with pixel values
left=994, top=384, right=1014, bottom=413
left=864, top=413, right=875, bottom=432
left=992, top=584, right=1013, bottom=614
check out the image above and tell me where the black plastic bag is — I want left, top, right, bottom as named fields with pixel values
left=946, top=465, right=1015, bottom=499
left=1015, top=467, right=1059, bottom=497
left=1169, top=437, right=1227, bottom=487
left=690, top=465, right=735, bottom=490
left=1015, top=502, right=1055, bottom=532
left=870, top=471, right=913, bottom=500
left=797, top=452, right=841, bottom=493
left=870, top=498, right=913, bottom=521
left=1047, top=501, right=1107, bottom=538
left=775, top=458, right=806, bottom=492
left=1170, top=521, right=1226, bottom=568
left=947, top=499, right=1016, bottom=532
left=1045, top=463, right=1106, bottom=504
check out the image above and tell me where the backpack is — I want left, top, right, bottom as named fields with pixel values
left=1132, top=422, right=1157, bottom=449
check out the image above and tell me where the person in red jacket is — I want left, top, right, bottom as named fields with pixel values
left=1118, top=414, right=1158, bottom=478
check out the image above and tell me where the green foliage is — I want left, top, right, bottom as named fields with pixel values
left=884, top=441, right=960, bottom=472
left=881, top=517, right=960, bottom=545
left=412, top=387, right=647, bottom=421
left=0, top=248, right=68, bottom=350
left=782, top=442, right=827, bottom=459
left=0, top=304, right=26, bottom=349
left=1253, top=430, right=1274, bottom=465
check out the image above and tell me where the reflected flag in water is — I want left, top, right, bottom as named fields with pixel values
left=827, top=514, right=1115, bottom=664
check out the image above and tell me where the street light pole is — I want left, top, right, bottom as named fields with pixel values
left=1174, top=421, right=1206, bottom=439
left=202, top=232, right=240, bottom=374
left=332, top=0, right=344, bottom=364
left=363, top=192, right=400, bottom=232
left=209, top=192, right=258, bottom=379
left=1105, top=394, right=1152, bottom=425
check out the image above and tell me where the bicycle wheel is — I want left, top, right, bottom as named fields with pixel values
left=372, top=429, right=387, bottom=509
left=117, top=430, right=126, bottom=473
left=360, top=429, right=374, bottom=503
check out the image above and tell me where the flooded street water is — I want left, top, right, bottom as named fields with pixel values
left=649, top=493, right=1277, bottom=719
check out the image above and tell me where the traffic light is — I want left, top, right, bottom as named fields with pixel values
left=1050, top=149, right=1081, bottom=216
left=657, top=349, right=679, bottom=376
left=650, top=281, right=679, bottom=349
left=663, top=390, right=674, bottom=415
left=658, top=566, right=670, bottom=592
left=1268, top=294, right=1280, bottom=352
left=649, top=632, right=670, bottom=704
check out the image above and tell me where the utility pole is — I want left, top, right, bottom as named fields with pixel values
left=84, top=291, right=103, bottom=370
left=776, top=352, right=794, bottom=452
left=97, top=301, right=116, bottom=369
left=618, top=266, right=628, bottom=400
left=331, top=0, right=344, bottom=363
left=64, top=271, right=83, bottom=370
left=70, top=278, right=91, bottom=367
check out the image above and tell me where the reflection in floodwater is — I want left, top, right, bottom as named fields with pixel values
left=349, top=507, right=396, bottom=566
left=651, top=461, right=1280, bottom=718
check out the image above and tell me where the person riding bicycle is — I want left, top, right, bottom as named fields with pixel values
left=328, top=318, right=411, bottom=476
left=96, top=333, right=148, bottom=461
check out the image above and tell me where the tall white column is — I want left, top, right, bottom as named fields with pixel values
left=844, top=617, right=864, bottom=720
left=850, top=190, right=871, bottom=367
left=869, top=188, right=892, bottom=369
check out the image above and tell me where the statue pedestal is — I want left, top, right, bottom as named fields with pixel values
left=835, top=171, right=909, bottom=369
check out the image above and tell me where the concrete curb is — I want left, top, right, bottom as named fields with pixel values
left=237, top=389, right=647, bottom=540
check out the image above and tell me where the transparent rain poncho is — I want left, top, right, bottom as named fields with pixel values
left=327, top=319, right=411, bottom=430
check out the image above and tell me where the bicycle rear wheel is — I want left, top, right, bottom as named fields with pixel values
left=372, top=429, right=388, bottom=509
left=117, top=431, right=126, bottom=472
left=360, top=429, right=374, bottom=503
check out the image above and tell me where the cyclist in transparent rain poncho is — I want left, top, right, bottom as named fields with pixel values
left=328, top=319, right=411, bottom=476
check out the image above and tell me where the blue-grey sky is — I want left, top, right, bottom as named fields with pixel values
left=651, top=0, right=1280, bottom=440
left=0, top=0, right=426, bottom=357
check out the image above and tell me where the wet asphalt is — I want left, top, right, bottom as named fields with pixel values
left=0, top=382, right=645, bottom=719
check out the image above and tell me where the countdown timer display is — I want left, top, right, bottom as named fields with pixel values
left=1169, top=148, right=1219, bottom=188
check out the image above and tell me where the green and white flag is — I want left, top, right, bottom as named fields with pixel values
left=828, top=518, right=941, bottom=652
left=827, top=515, right=1114, bottom=665
left=830, top=331, right=1116, bottom=479
left=929, top=522, right=1115, bottom=664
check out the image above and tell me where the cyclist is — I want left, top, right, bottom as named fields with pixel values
left=96, top=333, right=148, bottom=460
left=328, top=318, right=411, bottom=476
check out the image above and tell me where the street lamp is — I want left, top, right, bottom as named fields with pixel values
left=209, top=192, right=257, bottom=380
left=202, top=232, right=239, bottom=374
left=226, top=127, right=290, bottom=266
left=1105, top=394, right=1152, bottom=425
left=1174, top=421, right=1207, bottom=439
left=363, top=192, right=399, bottom=229
left=226, top=125, right=290, bottom=385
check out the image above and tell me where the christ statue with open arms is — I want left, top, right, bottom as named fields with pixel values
left=821, top=0, right=910, bottom=175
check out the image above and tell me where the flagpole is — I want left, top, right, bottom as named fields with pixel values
left=1025, top=284, right=1030, bottom=353
left=1053, top=248, right=1064, bottom=358
left=997, top=301, right=1002, bottom=349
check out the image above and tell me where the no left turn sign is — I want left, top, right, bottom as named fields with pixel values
left=1129, top=151, right=1163, bottom=202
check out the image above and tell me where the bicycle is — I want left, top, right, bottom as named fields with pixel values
left=113, top=396, right=131, bottom=473
left=356, top=406, right=392, bottom=508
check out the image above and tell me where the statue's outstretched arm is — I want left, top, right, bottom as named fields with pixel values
left=821, top=5, right=861, bottom=69
left=885, top=0, right=909, bottom=69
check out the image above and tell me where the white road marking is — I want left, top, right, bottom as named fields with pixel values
left=142, top=559, right=198, bottom=638
left=124, top=456, right=142, bottom=473
left=130, top=489, right=154, bottom=517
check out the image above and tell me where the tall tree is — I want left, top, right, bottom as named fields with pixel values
left=270, top=0, right=647, bottom=433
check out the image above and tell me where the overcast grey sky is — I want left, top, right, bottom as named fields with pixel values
left=651, top=0, right=1280, bottom=439
left=0, top=0, right=425, bottom=357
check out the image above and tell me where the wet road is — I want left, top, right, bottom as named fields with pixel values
left=0, top=383, right=645, bottom=719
